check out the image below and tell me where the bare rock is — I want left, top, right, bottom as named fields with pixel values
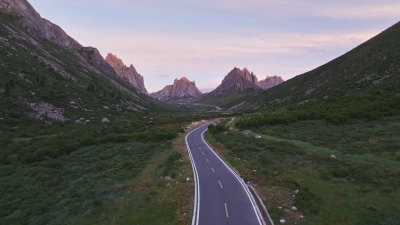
left=211, top=67, right=260, bottom=95
left=150, top=77, right=202, bottom=100
left=101, top=118, right=110, bottom=123
left=258, top=75, right=284, bottom=90
left=105, top=53, right=148, bottom=94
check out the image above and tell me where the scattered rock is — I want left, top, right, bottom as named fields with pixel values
left=305, top=88, right=316, bottom=95
left=26, top=101, right=67, bottom=122
left=101, top=118, right=110, bottom=123
left=75, top=117, right=88, bottom=124
left=280, top=218, right=286, bottom=223
left=165, top=176, right=171, bottom=181
left=330, top=154, right=337, bottom=159
left=256, top=135, right=261, bottom=139
left=294, top=189, right=299, bottom=194
left=291, top=206, right=297, bottom=211
left=103, top=105, right=109, bottom=109
left=186, top=177, right=191, bottom=182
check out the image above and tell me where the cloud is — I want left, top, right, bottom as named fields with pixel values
left=31, top=0, right=399, bottom=92
left=66, top=26, right=377, bottom=91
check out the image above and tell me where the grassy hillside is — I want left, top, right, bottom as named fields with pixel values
left=205, top=21, right=400, bottom=225
left=247, top=21, right=400, bottom=111
left=207, top=117, right=400, bottom=225
left=0, top=12, right=164, bottom=122
left=196, top=90, right=262, bottom=111
left=0, top=11, right=207, bottom=224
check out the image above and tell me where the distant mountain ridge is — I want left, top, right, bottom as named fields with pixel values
left=211, top=67, right=260, bottom=95
left=150, top=77, right=202, bottom=100
left=0, top=0, right=162, bottom=121
left=105, top=53, right=148, bottom=94
left=258, top=76, right=284, bottom=90
left=195, top=67, right=284, bottom=111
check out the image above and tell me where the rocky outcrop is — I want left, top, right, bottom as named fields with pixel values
left=211, top=67, right=260, bottom=95
left=0, top=0, right=116, bottom=76
left=150, top=77, right=202, bottom=100
left=257, top=76, right=284, bottom=90
left=79, top=47, right=117, bottom=76
left=0, top=0, right=81, bottom=50
left=105, top=53, right=148, bottom=94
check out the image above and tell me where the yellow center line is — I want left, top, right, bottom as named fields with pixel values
left=224, top=202, right=229, bottom=218
left=218, top=180, right=223, bottom=189
left=211, top=168, right=215, bottom=174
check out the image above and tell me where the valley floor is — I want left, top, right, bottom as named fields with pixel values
left=206, top=117, right=400, bottom=225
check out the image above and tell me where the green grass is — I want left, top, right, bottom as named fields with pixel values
left=197, top=90, right=261, bottom=110
left=247, top=21, right=400, bottom=111
left=0, top=113, right=196, bottom=224
left=208, top=117, right=400, bottom=225
left=0, top=141, right=168, bottom=225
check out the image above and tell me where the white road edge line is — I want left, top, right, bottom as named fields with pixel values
left=185, top=128, right=201, bottom=225
left=201, top=127, right=267, bottom=225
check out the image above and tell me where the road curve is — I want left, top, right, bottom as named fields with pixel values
left=186, top=123, right=266, bottom=225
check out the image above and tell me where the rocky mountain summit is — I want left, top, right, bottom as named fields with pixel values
left=258, top=75, right=284, bottom=90
left=105, top=53, right=148, bottom=94
left=0, top=0, right=116, bottom=75
left=0, top=0, right=81, bottom=50
left=0, top=0, right=157, bottom=123
left=150, top=77, right=202, bottom=100
left=211, top=67, right=260, bottom=95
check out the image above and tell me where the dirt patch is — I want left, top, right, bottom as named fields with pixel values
left=256, top=185, right=305, bottom=225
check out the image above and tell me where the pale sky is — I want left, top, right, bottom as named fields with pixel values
left=30, top=0, right=400, bottom=92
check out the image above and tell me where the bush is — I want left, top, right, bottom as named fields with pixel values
left=208, top=124, right=226, bottom=134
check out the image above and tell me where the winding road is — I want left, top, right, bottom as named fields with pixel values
left=186, top=123, right=268, bottom=225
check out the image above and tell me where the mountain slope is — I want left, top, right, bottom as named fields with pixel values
left=0, top=2, right=195, bottom=224
left=0, top=0, right=162, bottom=125
left=196, top=67, right=262, bottom=111
left=212, top=67, right=260, bottom=95
left=150, top=77, right=202, bottom=100
left=248, top=21, right=400, bottom=110
left=105, top=53, right=148, bottom=94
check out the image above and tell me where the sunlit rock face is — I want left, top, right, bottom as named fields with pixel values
left=150, top=77, right=202, bottom=100
left=257, top=76, right=284, bottom=90
left=105, top=53, right=148, bottom=94
left=212, top=67, right=260, bottom=95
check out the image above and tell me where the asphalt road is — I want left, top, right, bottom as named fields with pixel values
left=186, top=123, right=265, bottom=225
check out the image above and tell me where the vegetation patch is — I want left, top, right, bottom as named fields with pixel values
left=207, top=116, right=400, bottom=225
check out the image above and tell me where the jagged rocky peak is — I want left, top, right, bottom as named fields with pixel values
left=211, top=67, right=260, bottom=95
left=0, top=0, right=116, bottom=75
left=150, top=77, right=202, bottom=100
left=258, top=75, right=284, bottom=90
left=105, top=53, right=148, bottom=94
left=0, top=0, right=81, bottom=50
